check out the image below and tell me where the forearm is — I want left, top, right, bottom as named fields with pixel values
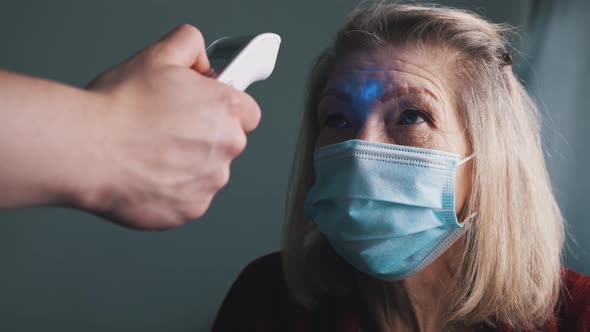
left=0, top=69, right=105, bottom=209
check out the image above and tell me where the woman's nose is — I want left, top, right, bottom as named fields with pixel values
left=354, top=115, right=390, bottom=143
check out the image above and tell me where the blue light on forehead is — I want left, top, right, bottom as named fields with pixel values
left=359, top=79, right=381, bottom=104
left=343, top=78, right=383, bottom=122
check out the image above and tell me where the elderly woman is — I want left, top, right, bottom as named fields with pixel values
left=211, top=3, right=590, bottom=331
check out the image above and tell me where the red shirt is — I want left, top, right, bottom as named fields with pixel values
left=212, top=252, right=590, bottom=332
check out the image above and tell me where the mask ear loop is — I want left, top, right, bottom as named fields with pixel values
left=457, top=153, right=477, bottom=225
left=460, top=212, right=478, bottom=225
left=458, top=153, right=475, bottom=166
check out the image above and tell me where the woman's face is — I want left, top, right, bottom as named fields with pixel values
left=315, top=46, right=472, bottom=215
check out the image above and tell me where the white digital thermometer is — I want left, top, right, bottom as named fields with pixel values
left=206, top=33, right=281, bottom=91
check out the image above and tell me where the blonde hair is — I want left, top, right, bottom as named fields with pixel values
left=282, top=2, right=565, bottom=330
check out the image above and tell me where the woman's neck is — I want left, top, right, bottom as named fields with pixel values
left=399, top=254, right=456, bottom=331
left=359, top=241, right=469, bottom=332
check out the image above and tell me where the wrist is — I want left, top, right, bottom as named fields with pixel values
left=65, top=89, right=117, bottom=215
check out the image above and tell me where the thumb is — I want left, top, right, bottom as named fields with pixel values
left=146, top=24, right=211, bottom=73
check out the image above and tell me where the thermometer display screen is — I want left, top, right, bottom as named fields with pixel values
left=210, top=43, right=242, bottom=59
left=208, top=43, right=244, bottom=73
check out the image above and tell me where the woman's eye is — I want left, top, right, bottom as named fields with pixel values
left=324, top=114, right=352, bottom=128
left=398, top=110, right=426, bottom=125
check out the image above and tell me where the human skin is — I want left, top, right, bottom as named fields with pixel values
left=315, top=46, right=474, bottom=331
left=0, top=24, right=261, bottom=230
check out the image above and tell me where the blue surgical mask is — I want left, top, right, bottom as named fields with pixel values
left=304, top=139, right=475, bottom=280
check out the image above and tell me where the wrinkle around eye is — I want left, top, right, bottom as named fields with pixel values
left=398, top=110, right=427, bottom=125
left=317, top=98, right=359, bottom=128
left=383, top=94, right=442, bottom=129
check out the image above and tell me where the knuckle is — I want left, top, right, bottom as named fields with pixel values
left=220, top=89, right=246, bottom=114
left=183, top=203, right=208, bottom=221
left=227, top=132, right=247, bottom=156
left=239, top=93, right=259, bottom=115
left=212, top=167, right=231, bottom=190
left=143, top=24, right=204, bottom=66
left=250, top=99, right=262, bottom=130
left=243, top=93, right=259, bottom=114
left=177, top=24, right=205, bottom=47
left=240, top=93, right=261, bottom=132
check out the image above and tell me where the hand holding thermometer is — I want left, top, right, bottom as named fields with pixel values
left=206, top=33, right=281, bottom=91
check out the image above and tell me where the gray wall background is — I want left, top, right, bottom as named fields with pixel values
left=0, top=1, right=586, bottom=331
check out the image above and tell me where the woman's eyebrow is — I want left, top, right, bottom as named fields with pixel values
left=319, top=88, right=352, bottom=102
left=321, top=86, right=439, bottom=104
left=379, top=86, right=439, bottom=103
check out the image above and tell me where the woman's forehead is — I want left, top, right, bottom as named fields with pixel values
left=324, top=48, right=450, bottom=103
